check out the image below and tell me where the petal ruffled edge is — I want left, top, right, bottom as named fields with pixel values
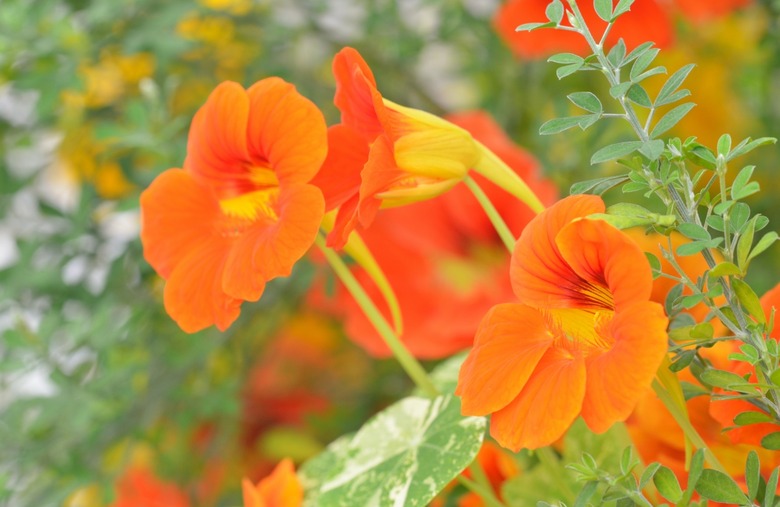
left=581, top=301, right=668, bottom=433
left=490, top=347, right=586, bottom=451
left=246, top=77, right=328, bottom=185
left=456, top=303, right=553, bottom=415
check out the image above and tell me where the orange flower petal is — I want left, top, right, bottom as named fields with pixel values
left=140, top=168, right=221, bottom=279
left=246, top=77, right=327, bottom=185
left=456, top=303, right=553, bottom=415
left=223, top=184, right=324, bottom=302
left=490, top=347, right=586, bottom=451
left=332, top=47, right=386, bottom=141
left=185, top=81, right=251, bottom=194
left=164, top=237, right=241, bottom=333
left=556, top=218, right=653, bottom=311
left=510, top=194, right=604, bottom=308
left=581, top=301, right=668, bottom=433
left=243, top=458, right=302, bottom=507
left=326, top=195, right=359, bottom=249
left=310, top=124, right=367, bottom=211
left=358, top=134, right=401, bottom=227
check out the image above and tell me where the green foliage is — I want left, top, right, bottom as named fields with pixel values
left=299, top=395, right=485, bottom=507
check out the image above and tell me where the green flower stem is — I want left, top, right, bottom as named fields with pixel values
left=651, top=379, right=727, bottom=474
left=317, top=232, right=508, bottom=505
left=315, top=233, right=438, bottom=397
left=464, top=176, right=516, bottom=252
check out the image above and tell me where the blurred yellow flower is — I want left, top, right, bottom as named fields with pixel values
left=198, top=0, right=253, bottom=15
left=76, top=50, right=155, bottom=108
left=176, top=13, right=236, bottom=46
left=55, top=126, right=134, bottom=199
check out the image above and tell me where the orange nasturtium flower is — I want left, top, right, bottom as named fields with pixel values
left=313, top=47, right=477, bottom=248
left=243, top=459, right=303, bottom=507
left=313, top=47, right=542, bottom=248
left=456, top=195, right=669, bottom=450
left=141, top=79, right=327, bottom=332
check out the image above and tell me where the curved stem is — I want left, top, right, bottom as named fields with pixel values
left=464, top=176, right=516, bottom=252
left=316, top=233, right=438, bottom=397
left=651, top=379, right=727, bottom=474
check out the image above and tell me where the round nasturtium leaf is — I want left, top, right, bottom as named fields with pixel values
left=299, top=394, right=486, bottom=506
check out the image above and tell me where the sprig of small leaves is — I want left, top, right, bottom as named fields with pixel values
left=529, top=0, right=780, bottom=450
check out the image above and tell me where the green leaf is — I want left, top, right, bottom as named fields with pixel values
left=651, top=102, right=696, bottom=138
left=677, top=223, right=710, bottom=241
left=606, top=39, right=627, bottom=67
left=765, top=467, right=779, bottom=507
left=630, top=48, right=660, bottom=80
left=612, top=0, right=636, bottom=18
left=548, top=53, right=585, bottom=64
left=570, top=174, right=629, bottom=195
left=699, top=368, right=748, bottom=389
left=689, top=145, right=717, bottom=170
left=655, top=64, right=695, bottom=106
left=727, top=136, right=777, bottom=161
left=695, top=469, right=748, bottom=504
left=732, top=278, right=766, bottom=325
left=424, top=352, right=467, bottom=395
left=557, top=62, right=584, bottom=79
left=731, top=165, right=760, bottom=200
left=653, top=465, right=682, bottom=502
left=731, top=202, right=751, bottom=233
left=594, top=0, right=612, bottom=21
left=516, top=21, right=557, bottom=31
left=709, top=262, right=741, bottom=278
left=645, top=252, right=661, bottom=278
left=749, top=231, right=778, bottom=262
left=639, top=139, right=665, bottom=161
left=734, top=411, right=773, bottom=426
left=746, top=451, right=760, bottom=501
left=609, top=82, right=632, bottom=98
left=680, top=450, right=705, bottom=505
left=299, top=395, right=485, bottom=507
left=623, top=41, right=654, bottom=65
left=540, top=115, right=596, bottom=135
left=591, top=141, right=643, bottom=164
left=675, top=238, right=722, bottom=256
left=737, top=216, right=756, bottom=271
left=626, top=84, right=652, bottom=107
left=761, top=431, right=780, bottom=451
left=633, top=65, right=667, bottom=83
left=568, top=91, right=602, bottom=113
left=639, top=462, right=661, bottom=489
left=573, top=480, right=599, bottom=507
left=546, top=0, right=564, bottom=24
left=717, top=133, right=732, bottom=158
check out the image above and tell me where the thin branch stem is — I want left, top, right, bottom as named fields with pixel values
left=464, top=176, right=516, bottom=252
left=316, top=233, right=438, bottom=397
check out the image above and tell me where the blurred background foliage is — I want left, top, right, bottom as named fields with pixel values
left=2, top=0, right=780, bottom=505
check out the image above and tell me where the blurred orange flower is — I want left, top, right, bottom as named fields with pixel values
left=315, top=111, right=556, bottom=359
left=457, top=195, right=668, bottom=450
left=494, top=0, right=750, bottom=59
left=141, top=79, right=326, bottom=332
left=242, top=459, right=302, bottom=507
left=709, top=281, right=780, bottom=446
left=314, top=47, right=480, bottom=248
left=627, top=371, right=780, bottom=492
left=109, top=466, right=190, bottom=507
